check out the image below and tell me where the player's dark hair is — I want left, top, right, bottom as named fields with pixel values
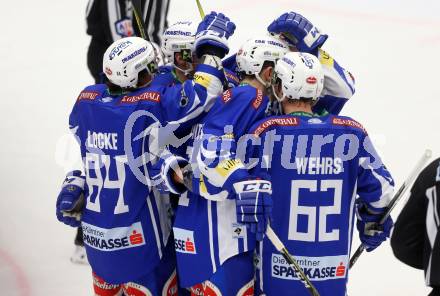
left=239, top=60, right=275, bottom=80
left=105, top=69, right=150, bottom=95
left=286, top=97, right=315, bottom=106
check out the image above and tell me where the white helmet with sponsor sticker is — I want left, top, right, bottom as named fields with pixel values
left=272, top=52, right=324, bottom=102
left=162, top=21, right=197, bottom=65
left=103, top=37, right=159, bottom=88
left=236, top=34, right=289, bottom=85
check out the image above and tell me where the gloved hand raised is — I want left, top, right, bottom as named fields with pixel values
left=268, top=11, right=328, bottom=53
left=195, top=11, right=236, bottom=58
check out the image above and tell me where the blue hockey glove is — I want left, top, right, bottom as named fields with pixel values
left=151, top=153, right=190, bottom=195
left=234, top=180, right=273, bottom=241
left=195, top=11, right=236, bottom=58
left=56, top=170, right=85, bottom=227
left=356, top=201, right=393, bottom=252
left=268, top=12, right=328, bottom=53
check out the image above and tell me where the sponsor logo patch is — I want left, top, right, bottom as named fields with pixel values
left=252, top=89, right=264, bottom=109
left=271, top=254, right=348, bottom=281
left=82, top=222, right=146, bottom=252
left=162, top=270, right=178, bottom=296
left=193, top=73, right=212, bottom=88
left=77, top=91, right=99, bottom=101
left=215, top=159, right=244, bottom=178
left=232, top=223, right=246, bottom=239
left=115, top=18, right=134, bottom=37
left=225, top=71, right=239, bottom=84
left=109, top=40, right=132, bottom=60
left=173, top=227, right=197, bottom=254
left=164, top=30, right=192, bottom=36
left=120, top=91, right=160, bottom=104
left=308, top=118, right=324, bottom=124
left=123, top=282, right=153, bottom=296
left=332, top=117, right=367, bottom=134
left=105, top=67, right=112, bottom=76
left=190, top=281, right=222, bottom=296
left=222, top=89, right=232, bottom=103
left=319, top=49, right=334, bottom=67
left=122, top=47, right=146, bottom=64
left=306, top=76, right=317, bottom=84
left=253, top=117, right=298, bottom=136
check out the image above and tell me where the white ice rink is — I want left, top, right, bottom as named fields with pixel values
left=1, top=0, right=439, bottom=295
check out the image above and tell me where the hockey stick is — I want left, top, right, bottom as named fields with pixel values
left=266, top=225, right=320, bottom=296
left=195, top=0, right=206, bottom=18
left=131, top=0, right=147, bottom=40
left=349, top=149, right=432, bottom=269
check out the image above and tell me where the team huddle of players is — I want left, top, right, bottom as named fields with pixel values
left=56, top=10, right=394, bottom=296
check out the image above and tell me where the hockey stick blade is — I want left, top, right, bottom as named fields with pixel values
left=349, top=149, right=432, bottom=268
left=266, top=225, right=320, bottom=296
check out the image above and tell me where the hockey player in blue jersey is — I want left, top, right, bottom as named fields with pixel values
left=55, top=11, right=236, bottom=296
left=247, top=52, right=394, bottom=296
left=157, top=12, right=357, bottom=296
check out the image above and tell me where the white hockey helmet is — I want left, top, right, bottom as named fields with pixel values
left=162, top=21, right=197, bottom=65
left=272, top=52, right=324, bottom=102
left=236, top=34, right=289, bottom=86
left=103, top=37, right=158, bottom=88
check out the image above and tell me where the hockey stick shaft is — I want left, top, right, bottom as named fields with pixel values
left=266, top=225, right=320, bottom=296
left=131, top=0, right=147, bottom=40
left=195, top=0, right=206, bottom=18
left=349, top=149, right=432, bottom=268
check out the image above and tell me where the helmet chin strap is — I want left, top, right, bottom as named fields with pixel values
left=174, top=62, right=194, bottom=78
left=255, top=72, right=271, bottom=89
left=271, top=84, right=287, bottom=114
left=271, top=84, right=284, bottom=102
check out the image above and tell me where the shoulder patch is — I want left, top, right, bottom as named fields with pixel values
left=332, top=117, right=367, bottom=134
left=193, top=73, right=212, bottom=88
left=225, top=71, right=239, bottom=84
left=253, top=117, right=298, bottom=136
left=222, top=89, right=233, bottom=104
left=318, top=49, right=334, bottom=67
left=77, top=91, right=99, bottom=101
left=252, top=89, right=264, bottom=109
left=120, top=91, right=161, bottom=104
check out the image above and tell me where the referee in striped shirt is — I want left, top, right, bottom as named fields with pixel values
left=391, top=158, right=440, bottom=296
left=85, top=0, right=170, bottom=83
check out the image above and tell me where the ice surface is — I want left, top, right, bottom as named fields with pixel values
left=0, top=0, right=438, bottom=295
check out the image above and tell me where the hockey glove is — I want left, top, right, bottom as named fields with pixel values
left=234, top=180, right=273, bottom=241
left=356, top=201, right=393, bottom=252
left=268, top=12, right=328, bottom=53
left=195, top=11, right=236, bottom=58
left=153, top=153, right=190, bottom=195
left=56, top=170, right=85, bottom=227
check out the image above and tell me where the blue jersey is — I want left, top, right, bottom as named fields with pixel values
left=172, top=49, right=356, bottom=286
left=173, top=85, right=268, bottom=287
left=247, top=114, right=394, bottom=296
left=69, top=63, right=224, bottom=284
left=168, top=51, right=355, bottom=287
left=150, top=65, right=180, bottom=87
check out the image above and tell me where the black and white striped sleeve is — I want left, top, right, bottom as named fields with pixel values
left=141, top=0, right=170, bottom=44
left=391, top=158, right=440, bottom=289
